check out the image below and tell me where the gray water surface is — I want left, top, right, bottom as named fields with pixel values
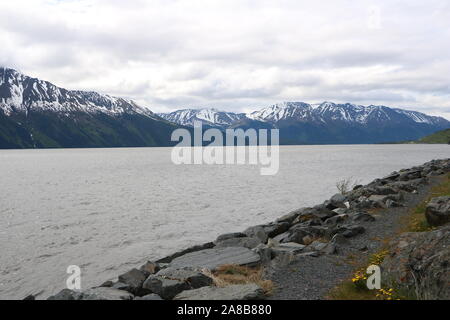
left=0, top=144, right=449, bottom=299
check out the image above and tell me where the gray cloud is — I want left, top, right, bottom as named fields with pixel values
left=0, top=0, right=449, bottom=118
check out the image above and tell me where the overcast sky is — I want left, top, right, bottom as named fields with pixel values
left=1, top=0, right=449, bottom=118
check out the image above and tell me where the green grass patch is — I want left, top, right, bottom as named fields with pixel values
left=404, top=173, right=450, bottom=232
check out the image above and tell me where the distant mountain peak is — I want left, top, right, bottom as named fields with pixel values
left=157, top=108, right=246, bottom=127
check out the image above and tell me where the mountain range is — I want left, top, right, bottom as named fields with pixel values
left=1, top=67, right=449, bottom=148
left=158, top=102, right=450, bottom=144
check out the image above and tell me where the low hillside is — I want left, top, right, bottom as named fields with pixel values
left=417, top=128, right=450, bottom=144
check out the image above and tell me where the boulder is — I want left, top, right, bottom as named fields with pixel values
left=169, top=246, right=261, bottom=270
left=293, top=205, right=337, bottom=223
left=117, top=268, right=148, bottom=295
left=324, top=214, right=349, bottom=226
left=262, top=222, right=290, bottom=238
left=425, top=196, right=450, bottom=227
left=79, top=287, right=134, bottom=300
left=47, top=289, right=82, bottom=300
left=243, top=226, right=268, bottom=243
left=142, top=276, right=190, bottom=300
left=273, top=226, right=324, bottom=245
left=381, top=226, right=450, bottom=300
left=276, top=208, right=304, bottom=224
left=215, top=237, right=261, bottom=249
left=325, top=193, right=347, bottom=210
left=331, top=225, right=365, bottom=238
left=155, top=267, right=213, bottom=289
left=174, top=284, right=265, bottom=300
left=139, top=261, right=160, bottom=276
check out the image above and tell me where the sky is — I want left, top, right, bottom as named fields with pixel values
left=1, top=0, right=450, bottom=118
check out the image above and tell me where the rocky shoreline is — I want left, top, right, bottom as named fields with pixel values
left=42, top=158, right=450, bottom=300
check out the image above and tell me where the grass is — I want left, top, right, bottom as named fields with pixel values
left=328, top=174, right=450, bottom=300
left=202, top=264, right=274, bottom=296
left=327, top=249, right=400, bottom=300
left=403, top=173, right=450, bottom=232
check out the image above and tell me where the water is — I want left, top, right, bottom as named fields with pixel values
left=0, top=145, right=448, bottom=299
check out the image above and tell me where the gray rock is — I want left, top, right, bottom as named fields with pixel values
left=252, top=244, right=272, bottom=265
left=332, top=208, right=348, bottom=215
left=292, top=206, right=336, bottom=224
left=324, top=214, right=348, bottom=226
left=216, top=232, right=247, bottom=242
left=142, top=276, right=190, bottom=300
left=80, top=287, right=134, bottom=300
left=330, top=233, right=349, bottom=246
left=325, top=193, right=347, bottom=210
left=262, top=222, right=290, bottom=238
left=139, top=261, right=160, bottom=276
left=381, top=226, right=450, bottom=300
left=351, top=212, right=376, bottom=223
left=118, top=268, right=147, bottom=295
left=331, top=225, right=365, bottom=238
left=47, top=289, right=82, bottom=300
left=243, top=226, right=268, bottom=243
left=342, top=225, right=365, bottom=238
left=99, top=280, right=114, bottom=288
left=169, top=246, right=261, bottom=270
left=215, top=237, right=261, bottom=249
left=112, top=282, right=130, bottom=291
left=271, top=242, right=306, bottom=256
left=373, top=186, right=398, bottom=195
left=134, top=293, right=163, bottom=300
left=156, top=242, right=215, bottom=264
left=276, top=208, right=305, bottom=224
left=174, top=284, right=265, bottom=300
left=425, top=196, right=450, bottom=227
left=156, top=267, right=213, bottom=289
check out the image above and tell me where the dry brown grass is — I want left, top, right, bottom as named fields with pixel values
left=202, top=264, right=274, bottom=295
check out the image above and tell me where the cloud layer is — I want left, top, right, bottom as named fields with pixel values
left=1, top=0, right=449, bottom=117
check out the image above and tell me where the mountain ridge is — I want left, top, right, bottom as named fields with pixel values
left=0, top=67, right=182, bottom=149
left=1, top=67, right=449, bottom=148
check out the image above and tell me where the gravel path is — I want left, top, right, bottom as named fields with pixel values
left=268, top=176, right=442, bottom=300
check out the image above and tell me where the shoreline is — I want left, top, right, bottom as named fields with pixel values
left=41, top=158, right=450, bottom=300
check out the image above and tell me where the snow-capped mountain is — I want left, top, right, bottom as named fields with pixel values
left=157, top=108, right=246, bottom=128
left=0, top=67, right=179, bottom=149
left=0, top=67, right=157, bottom=119
left=160, top=101, right=448, bottom=128
left=159, top=102, right=450, bottom=144
left=247, top=101, right=448, bottom=126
